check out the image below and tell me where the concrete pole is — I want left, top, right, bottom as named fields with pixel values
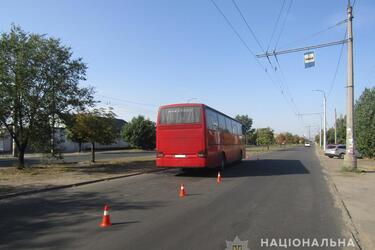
left=319, top=116, right=322, bottom=148
left=313, top=90, right=327, bottom=150
left=323, top=94, right=327, bottom=151
left=334, top=108, right=337, bottom=144
left=344, top=4, right=357, bottom=170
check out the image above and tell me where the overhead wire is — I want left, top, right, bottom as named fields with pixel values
left=278, top=19, right=347, bottom=50
left=232, top=0, right=300, bottom=115
left=274, top=0, right=294, bottom=51
left=230, top=0, right=265, bottom=52
left=210, top=0, right=300, bottom=117
left=326, top=31, right=346, bottom=100
left=95, top=94, right=158, bottom=108
left=267, top=0, right=286, bottom=52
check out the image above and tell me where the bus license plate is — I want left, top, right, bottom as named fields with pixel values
left=175, top=154, right=186, bottom=158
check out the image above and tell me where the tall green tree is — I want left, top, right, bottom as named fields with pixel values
left=355, top=87, right=375, bottom=158
left=235, top=115, right=253, bottom=132
left=284, top=132, right=294, bottom=144
left=0, top=25, right=93, bottom=168
left=327, top=128, right=335, bottom=144
left=256, top=127, right=274, bottom=150
left=122, top=116, right=156, bottom=150
left=235, top=114, right=254, bottom=144
left=336, top=115, right=346, bottom=144
left=67, top=108, right=118, bottom=162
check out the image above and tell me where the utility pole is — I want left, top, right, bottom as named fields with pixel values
left=297, top=112, right=323, bottom=146
left=313, top=90, right=327, bottom=151
left=344, top=2, right=357, bottom=170
left=319, top=115, right=322, bottom=148
left=334, top=108, right=337, bottom=144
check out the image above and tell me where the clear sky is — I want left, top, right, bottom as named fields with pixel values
left=1, top=0, right=374, bottom=136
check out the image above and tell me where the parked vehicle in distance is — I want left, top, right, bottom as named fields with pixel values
left=324, top=144, right=362, bottom=159
left=304, top=141, right=311, bottom=147
left=156, top=103, right=246, bottom=170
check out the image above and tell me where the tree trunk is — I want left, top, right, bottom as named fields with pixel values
left=91, top=142, right=95, bottom=163
left=78, top=142, right=82, bottom=153
left=17, top=148, right=25, bottom=169
left=267, top=145, right=269, bottom=150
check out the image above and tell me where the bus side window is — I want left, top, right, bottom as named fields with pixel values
left=218, top=114, right=226, bottom=132
left=231, top=120, right=237, bottom=134
left=225, top=118, right=232, bottom=134
left=238, top=124, right=243, bottom=135
left=206, top=109, right=218, bottom=130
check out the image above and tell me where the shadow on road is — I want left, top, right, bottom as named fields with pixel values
left=0, top=191, right=165, bottom=249
left=175, top=159, right=309, bottom=178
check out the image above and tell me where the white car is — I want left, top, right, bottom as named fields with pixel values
left=304, top=142, right=311, bottom=147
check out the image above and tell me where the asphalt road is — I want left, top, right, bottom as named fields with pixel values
left=0, top=150, right=155, bottom=167
left=0, top=146, right=356, bottom=250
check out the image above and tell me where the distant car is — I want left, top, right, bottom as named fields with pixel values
left=304, top=142, right=311, bottom=147
left=324, top=144, right=362, bottom=159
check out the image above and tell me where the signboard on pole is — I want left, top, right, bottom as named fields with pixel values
left=304, top=51, right=315, bottom=68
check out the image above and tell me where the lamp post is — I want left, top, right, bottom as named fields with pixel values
left=313, top=90, right=327, bottom=151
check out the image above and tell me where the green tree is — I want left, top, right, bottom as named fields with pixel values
left=235, top=114, right=253, bottom=145
left=284, top=132, right=294, bottom=144
left=314, top=134, right=320, bottom=143
left=122, top=116, right=156, bottom=150
left=355, top=87, right=375, bottom=158
left=247, top=129, right=257, bottom=145
left=235, top=114, right=253, bottom=132
left=67, top=108, right=118, bottom=162
left=256, top=127, right=274, bottom=150
left=0, top=25, right=93, bottom=168
left=61, top=113, right=86, bottom=153
left=292, top=134, right=302, bottom=144
left=327, top=128, right=335, bottom=144
left=336, top=115, right=346, bottom=144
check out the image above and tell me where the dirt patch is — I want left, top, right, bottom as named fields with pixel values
left=0, top=156, right=156, bottom=197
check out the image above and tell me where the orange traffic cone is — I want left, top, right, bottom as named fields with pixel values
left=217, top=172, right=222, bottom=183
left=100, top=204, right=112, bottom=227
left=179, top=184, right=186, bottom=197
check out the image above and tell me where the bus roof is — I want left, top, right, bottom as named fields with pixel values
left=158, top=103, right=243, bottom=125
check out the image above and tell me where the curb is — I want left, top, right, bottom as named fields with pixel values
left=314, top=146, right=363, bottom=250
left=0, top=168, right=165, bottom=200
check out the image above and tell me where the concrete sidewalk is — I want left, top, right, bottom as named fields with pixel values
left=316, top=147, right=375, bottom=250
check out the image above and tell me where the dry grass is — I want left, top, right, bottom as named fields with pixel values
left=0, top=156, right=155, bottom=190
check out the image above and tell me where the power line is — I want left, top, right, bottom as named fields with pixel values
left=327, top=31, right=346, bottom=100
left=209, top=0, right=258, bottom=58
left=257, top=39, right=348, bottom=57
left=274, top=0, right=294, bottom=51
left=210, top=0, right=300, bottom=117
left=95, top=94, right=158, bottom=107
left=278, top=19, right=347, bottom=49
left=231, top=0, right=264, bottom=52
left=230, top=0, right=300, bottom=116
left=267, top=0, right=286, bottom=52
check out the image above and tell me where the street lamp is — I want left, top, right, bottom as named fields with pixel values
left=313, top=90, right=327, bottom=151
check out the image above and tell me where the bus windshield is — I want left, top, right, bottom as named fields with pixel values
left=159, top=106, right=201, bottom=124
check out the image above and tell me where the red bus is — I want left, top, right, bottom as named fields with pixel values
left=156, top=103, right=246, bottom=170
